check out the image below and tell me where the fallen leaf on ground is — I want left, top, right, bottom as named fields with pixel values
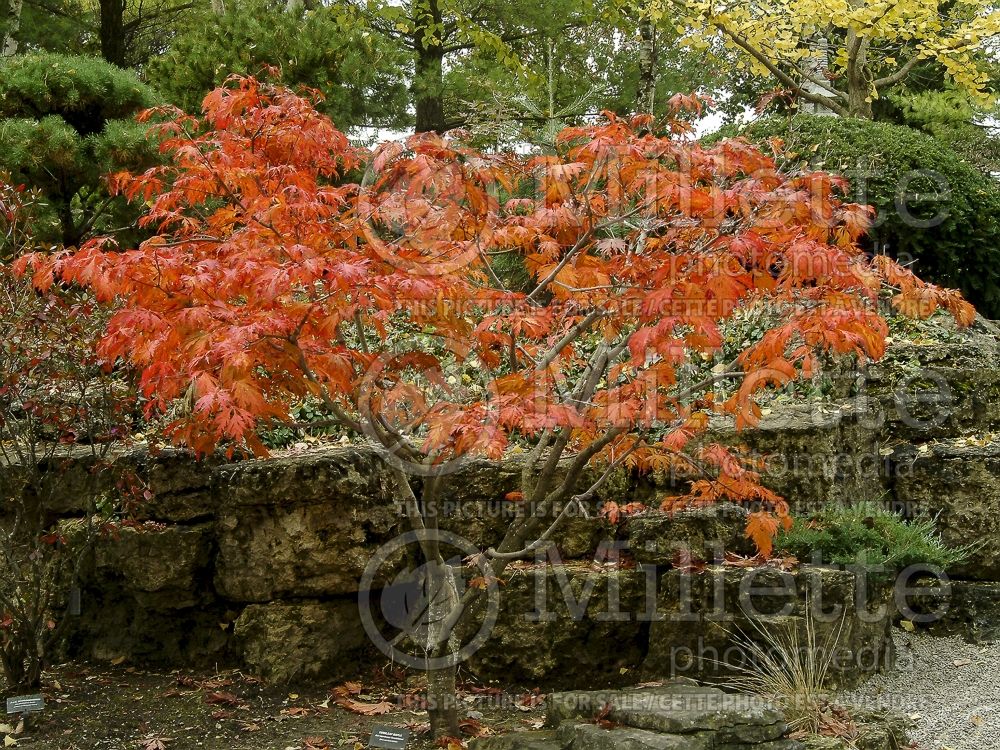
left=205, top=691, right=243, bottom=708
left=519, top=689, right=545, bottom=708
left=330, top=684, right=394, bottom=716
left=458, top=718, right=491, bottom=737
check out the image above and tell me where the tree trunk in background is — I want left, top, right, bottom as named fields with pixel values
left=99, top=0, right=127, bottom=66
left=211, top=0, right=225, bottom=15
left=637, top=17, right=657, bottom=114
left=844, top=29, right=872, bottom=118
left=413, top=0, right=447, bottom=133
left=2, top=0, right=22, bottom=57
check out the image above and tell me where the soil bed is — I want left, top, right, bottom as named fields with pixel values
left=2, top=663, right=544, bottom=750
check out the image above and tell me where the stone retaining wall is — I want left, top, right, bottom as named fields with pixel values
left=37, top=329, right=1000, bottom=686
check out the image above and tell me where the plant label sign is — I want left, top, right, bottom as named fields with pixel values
left=6, top=695, right=44, bottom=714
left=368, top=725, right=409, bottom=750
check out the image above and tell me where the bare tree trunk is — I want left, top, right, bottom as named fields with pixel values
left=637, top=17, right=657, bottom=114
left=2, top=0, right=22, bottom=57
left=426, top=665, right=458, bottom=737
left=99, top=0, right=127, bottom=66
left=417, top=557, right=461, bottom=737
left=211, top=0, right=226, bottom=16
left=412, top=0, right=447, bottom=133
left=844, top=28, right=872, bottom=118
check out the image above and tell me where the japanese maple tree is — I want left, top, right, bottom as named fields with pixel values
left=18, top=76, right=974, bottom=735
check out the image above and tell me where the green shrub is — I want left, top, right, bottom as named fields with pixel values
left=776, top=500, right=970, bottom=570
left=718, top=115, right=1000, bottom=319
left=0, top=53, right=160, bottom=250
left=144, top=0, right=409, bottom=129
left=886, top=89, right=1000, bottom=176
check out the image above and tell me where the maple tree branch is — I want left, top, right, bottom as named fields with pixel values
left=289, top=340, right=365, bottom=435
left=673, top=366, right=743, bottom=403
left=286, top=334, right=424, bottom=467
left=525, top=208, right=642, bottom=304
left=521, top=427, right=552, bottom=500
left=540, top=424, right=628, bottom=508
left=484, top=497, right=584, bottom=560
left=534, top=309, right=605, bottom=371
left=516, top=353, right=742, bottom=549
left=490, top=429, right=638, bottom=564
left=439, top=438, right=637, bottom=645
left=354, top=310, right=370, bottom=354
left=389, top=464, right=441, bottom=563
left=524, top=338, right=618, bottom=506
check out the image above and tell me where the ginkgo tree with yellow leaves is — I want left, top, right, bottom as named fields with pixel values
left=669, top=0, right=1000, bottom=117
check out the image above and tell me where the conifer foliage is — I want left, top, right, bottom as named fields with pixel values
left=0, top=53, right=159, bottom=249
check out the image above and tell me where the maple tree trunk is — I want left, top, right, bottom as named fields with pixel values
left=426, top=659, right=459, bottom=737
left=420, top=556, right=461, bottom=737
left=400, top=470, right=462, bottom=741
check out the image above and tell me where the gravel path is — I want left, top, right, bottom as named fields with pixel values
left=841, top=630, right=1000, bottom=750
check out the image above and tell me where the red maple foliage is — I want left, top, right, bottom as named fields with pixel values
left=16, top=75, right=973, bottom=548
left=15, top=75, right=976, bottom=734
